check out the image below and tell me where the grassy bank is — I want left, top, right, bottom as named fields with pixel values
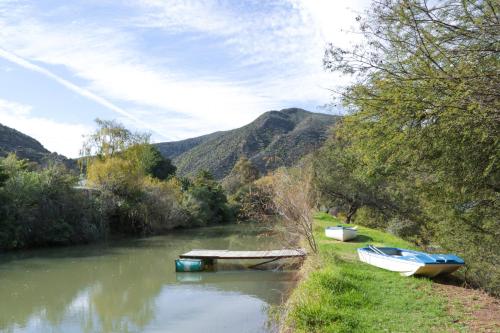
left=282, top=212, right=467, bottom=333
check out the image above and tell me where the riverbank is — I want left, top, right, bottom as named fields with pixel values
left=280, top=213, right=499, bottom=332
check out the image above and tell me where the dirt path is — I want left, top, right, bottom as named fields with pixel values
left=433, top=276, right=500, bottom=332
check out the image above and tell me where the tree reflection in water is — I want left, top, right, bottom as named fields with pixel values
left=0, top=224, right=296, bottom=333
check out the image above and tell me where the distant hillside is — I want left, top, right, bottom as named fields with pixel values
left=0, top=123, right=74, bottom=167
left=155, top=131, right=224, bottom=160
left=155, top=108, right=339, bottom=179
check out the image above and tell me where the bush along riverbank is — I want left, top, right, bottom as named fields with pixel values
left=0, top=119, right=236, bottom=251
left=279, top=213, right=499, bottom=333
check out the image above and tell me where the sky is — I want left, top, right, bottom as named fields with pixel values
left=0, top=0, right=369, bottom=157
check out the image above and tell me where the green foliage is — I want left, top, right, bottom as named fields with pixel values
left=286, top=213, right=465, bottom=333
left=223, top=157, right=267, bottom=220
left=146, top=146, right=176, bottom=180
left=121, top=144, right=176, bottom=180
left=83, top=120, right=233, bottom=235
left=86, top=148, right=183, bottom=234
left=0, top=119, right=236, bottom=251
left=97, top=176, right=189, bottom=235
left=0, top=155, right=104, bottom=250
left=81, top=118, right=150, bottom=159
left=232, top=157, right=259, bottom=183
left=318, top=0, right=499, bottom=294
left=82, top=120, right=182, bottom=235
left=313, top=131, right=405, bottom=223
left=183, top=170, right=234, bottom=226
left=0, top=123, right=50, bottom=163
left=231, top=183, right=275, bottom=221
left=223, top=157, right=259, bottom=196
left=0, top=164, right=7, bottom=187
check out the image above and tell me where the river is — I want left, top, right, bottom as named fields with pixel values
left=0, top=224, right=298, bottom=333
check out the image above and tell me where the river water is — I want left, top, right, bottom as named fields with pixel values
left=0, top=224, right=298, bottom=333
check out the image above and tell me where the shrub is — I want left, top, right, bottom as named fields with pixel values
left=0, top=155, right=104, bottom=250
left=182, top=170, right=234, bottom=226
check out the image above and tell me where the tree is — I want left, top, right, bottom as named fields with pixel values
left=80, top=119, right=150, bottom=173
left=313, top=130, right=401, bottom=223
left=123, top=144, right=176, bottom=180
left=0, top=155, right=104, bottom=249
left=146, top=147, right=176, bottom=180
left=183, top=170, right=233, bottom=226
left=223, top=157, right=261, bottom=219
left=231, top=175, right=276, bottom=221
left=322, top=0, right=499, bottom=294
left=0, top=163, right=8, bottom=187
left=271, top=167, right=318, bottom=253
left=324, top=0, right=498, bottom=194
left=82, top=120, right=182, bottom=234
left=233, top=157, right=259, bottom=183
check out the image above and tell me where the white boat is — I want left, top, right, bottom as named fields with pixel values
left=357, top=245, right=465, bottom=277
left=325, top=226, right=357, bottom=241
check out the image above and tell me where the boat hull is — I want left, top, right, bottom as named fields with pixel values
left=357, top=249, right=463, bottom=277
left=410, top=263, right=463, bottom=277
left=325, top=228, right=357, bottom=241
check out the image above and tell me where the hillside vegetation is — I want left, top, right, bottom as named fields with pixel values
left=0, top=123, right=50, bottom=162
left=0, top=123, right=74, bottom=167
left=155, top=108, right=338, bottom=179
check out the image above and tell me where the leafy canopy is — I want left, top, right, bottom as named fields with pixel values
left=320, top=0, right=499, bottom=294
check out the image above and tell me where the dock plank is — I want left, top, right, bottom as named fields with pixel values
left=179, top=249, right=306, bottom=259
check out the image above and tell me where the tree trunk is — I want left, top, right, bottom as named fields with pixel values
left=345, top=204, right=358, bottom=224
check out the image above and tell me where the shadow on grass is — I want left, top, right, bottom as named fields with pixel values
left=349, top=235, right=373, bottom=243
left=430, top=273, right=467, bottom=287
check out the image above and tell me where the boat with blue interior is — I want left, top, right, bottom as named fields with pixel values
left=357, top=245, right=465, bottom=277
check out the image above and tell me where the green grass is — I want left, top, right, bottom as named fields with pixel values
left=285, top=212, right=466, bottom=333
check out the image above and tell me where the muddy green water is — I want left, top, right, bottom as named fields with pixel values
left=0, top=224, right=298, bottom=333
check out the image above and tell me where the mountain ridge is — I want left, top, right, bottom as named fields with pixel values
left=0, top=123, right=51, bottom=162
left=0, top=108, right=338, bottom=177
left=155, top=108, right=339, bottom=179
left=0, top=123, right=74, bottom=167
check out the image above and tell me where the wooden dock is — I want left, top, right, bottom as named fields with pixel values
left=179, top=249, right=307, bottom=260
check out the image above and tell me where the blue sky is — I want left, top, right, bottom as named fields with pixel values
left=0, top=0, right=368, bottom=157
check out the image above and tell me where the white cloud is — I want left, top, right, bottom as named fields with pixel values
left=0, top=48, right=167, bottom=137
left=0, top=0, right=369, bottom=155
left=0, top=99, right=91, bottom=157
left=0, top=13, right=274, bottom=132
left=129, top=0, right=368, bottom=102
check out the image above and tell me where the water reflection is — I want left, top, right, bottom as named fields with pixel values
left=0, top=224, right=296, bottom=333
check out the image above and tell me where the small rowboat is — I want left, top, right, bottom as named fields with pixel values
left=325, top=226, right=357, bottom=241
left=357, top=245, right=464, bottom=277
left=175, top=259, right=204, bottom=272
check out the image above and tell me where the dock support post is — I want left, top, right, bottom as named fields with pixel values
left=202, top=258, right=217, bottom=271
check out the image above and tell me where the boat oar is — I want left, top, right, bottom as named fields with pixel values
left=369, top=245, right=386, bottom=256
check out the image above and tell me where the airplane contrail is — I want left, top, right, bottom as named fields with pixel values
left=0, top=48, right=167, bottom=139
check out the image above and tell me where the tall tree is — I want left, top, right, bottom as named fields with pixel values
left=223, top=157, right=259, bottom=195
left=313, top=128, right=401, bottom=223
left=322, top=0, right=499, bottom=293
left=0, top=163, right=8, bottom=187
left=80, top=119, right=150, bottom=159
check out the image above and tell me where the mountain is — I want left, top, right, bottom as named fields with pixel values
left=155, top=131, right=225, bottom=160
left=0, top=123, right=51, bottom=161
left=0, top=123, right=73, bottom=167
left=155, top=108, right=339, bottom=179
